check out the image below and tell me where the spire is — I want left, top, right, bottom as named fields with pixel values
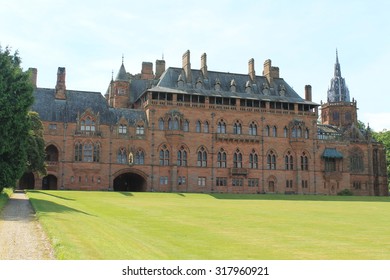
left=327, top=49, right=350, bottom=102
left=334, top=49, right=341, bottom=77
left=115, top=56, right=128, bottom=81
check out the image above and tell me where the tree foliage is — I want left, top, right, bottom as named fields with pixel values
left=26, top=111, right=47, bottom=176
left=0, top=46, right=34, bottom=191
left=372, top=129, right=390, bottom=188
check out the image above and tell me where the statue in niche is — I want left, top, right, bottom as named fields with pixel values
left=128, top=152, right=134, bottom=165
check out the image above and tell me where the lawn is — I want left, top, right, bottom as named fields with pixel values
left=27, top=191, right=390, bottom=260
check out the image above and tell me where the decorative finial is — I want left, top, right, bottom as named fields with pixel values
left=162, top=53, right=164, bottom=60
left=336, top=48, right=339, bottom=64
left=111, top=70, right=114, bottom=81
left=122, top=54, right=124, bottom=64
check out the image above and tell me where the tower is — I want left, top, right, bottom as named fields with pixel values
left=321, top=50, right=357, bottom=127
left=108, top=58, right=130, bottom=108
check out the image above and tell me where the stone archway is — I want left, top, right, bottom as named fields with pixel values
left=42, top=175, right=58, bottom=190
left=113, top=172, right=147, bottom=192
left=19, top=172, right=35, bottom=189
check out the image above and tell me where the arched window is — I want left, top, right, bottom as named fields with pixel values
left=292, top=127, right=297, bottom=138
left=45, top=145, right=59, bottom=162
left=297, top=127, right=302, bottom=138
left=233, top=121, right=242, bottom=134
left=135, top=150, right=145, bottom=165
left=233, top=149, right=242, bottom=168
left=117, top=147, right=127, bottom=164
left=217, top=148, right=227, bottom=168
left=183, top=120, right=189, bottom=132
left=158, top=118, right=164, bottom=130
left=249, top=149, right=258, bottom=169
left=264, top=125, right=270, bottom=137
left=197, top=146, right=207, bottom=167
left=118, top=124, right=127, bottom=134
left=350, top=149, right=364, bottom=172
left=305, top=128, right=309, bottom=139
left=284, top=127, right=288, bottom=138
left=217, top=120, right=226, bottom=134
left=267, top=151, right=276, bottom=170
left=93, top=143, right=100, bottom=162
left=196, top=121, right=201, bottom=133
left=83, top=142, right=93, bottom=162
left=159, top=145, right=169, bottom=166
left=285, top=151, right=293, bottom=170
left=203, top=121, right=209, bottom=133
left=301, top=152, right=309, bottom=171
left=177, top=146, right=187, bottom=167
left=272, top=126, right=277, bottom=137
left=249, top=122, right=257, bottom=136
left=74, top=142, right=82, bottom=162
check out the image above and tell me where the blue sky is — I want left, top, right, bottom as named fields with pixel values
left=1, top=0, right=389, bottom=131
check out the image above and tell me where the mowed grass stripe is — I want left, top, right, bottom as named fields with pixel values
left=27, top=191, right=390, bottom=260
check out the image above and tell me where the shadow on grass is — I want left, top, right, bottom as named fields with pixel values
left=209, top=193, right=390, bottom=203
left=118, top=192, right=134, bottom=197
left=31, top=190, right=75, bottom=201
left=29, top=198, right=95, bottom=216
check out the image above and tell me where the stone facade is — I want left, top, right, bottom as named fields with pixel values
left=20, top=50, right=388, bottom=196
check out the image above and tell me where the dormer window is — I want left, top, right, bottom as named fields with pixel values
left=136, top=124, right=145, bottom=135
left=230, top=79, right=236, bottom=92
left=215, top=78, right=221, bottom=91
left=118, top=124, right=127, bottom=134
left=81, top=116, right=95, bottom=132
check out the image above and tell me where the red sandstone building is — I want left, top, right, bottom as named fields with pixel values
left=20, top=50, right=388, bottom=195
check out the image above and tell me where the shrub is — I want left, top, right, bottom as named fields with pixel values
left=337, top=188, right=354, bottom=196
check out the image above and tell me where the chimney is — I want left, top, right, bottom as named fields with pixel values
left=201, top=53, right=208, bottom=79
left=248, top=58, right=255, bottom=82
left=182, top=50, right=192, bottom=83
left=155, top=59, right=166, bottom=79
left=141, top=62, right=154, bottom=80
left=263, top=59, right=279, bottom=84
left=305, top=85, right=312, bottom=101
left=28, top=68, right=37, bottom=88
left=55, top=67, right=66, bottom=99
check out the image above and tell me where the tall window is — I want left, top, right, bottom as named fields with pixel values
left=83, top=142, right=93, bottom=162
left=177, top=146, right=187, bottom=166
left=267, top=151, right=276, bottom=170
left=284, top=127, right=288, bottom=138
left=264, top=125, right=270, bottom=137
left=183, top=120, right=189, bottom=132
left=305, top=128, right=309, bottom=139
left=217, top=148, right=227, bottom=168
left=249, top=150, right=258, bottom=169
left=217, top=120, right=226, bottom=134
left=272, top=126, right=277, bottom=137
left=325, top=158, right=336, bottom=172
left=118, top=124, right=127, bottom=134
left=196, top=121, right=201, bottom=133
left=135, top=150, right=145, bottom=165
left=75, top=142, right=82, bottom=162
left=81, top=116, right=95, bottom=132
left=249, top=122, right=257, bottom=136
left=233, top=149, right=242, bottom=168
left=117, top=147, right=127, bottom=164
left=158, top=118, right=164, bottom=130
left=350, top=149, right=364, bottom=172
left=285, top=151, right=293, bottom=170
left=233, top=121, right=242, bottom=134
left=159, top=145, right=170, bottom=166
left=168, top=118, right=179, bottom=130
left=301, top=152, right=309, bottom=171
left=197, top=147, right=207, bottom=167
left=203, top=121, right=209, bottom=133
left=93, top=143, right=100, bottom=162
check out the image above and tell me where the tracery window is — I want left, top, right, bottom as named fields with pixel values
left=159, top=145, right=170, bottom=166
left=217, top=120, right=226, bottom=134
left=135, top=150, right=145, bottom=165
left=267, top=150, right=276, bottom=170
left=74, top=142, right=82, bottom=162
left=117, top=147, right=127, bottom=164
left=233, top=121, right=242, bottom=135
left=83, top=142, right=93, bottom=162
left=197, top=146, right=207, bottom=167
left=217, top=148, right=227, bottom=168
left=81, top=116, right=95, bottom=132
left=301, top=152, right=309, bottom=171
left=249, top=149, right=258, bottom=169
left=285, top=151, right=293, bottom=170
left=249, top=122, right=257, bottom=136
left=177, top=146, right=187, bottom=167
left=233, top=149, right=242, bottom=168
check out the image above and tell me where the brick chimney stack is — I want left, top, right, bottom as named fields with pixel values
left=155, top=59, right=166, bottom=79
left=55, top=67, right=66, bottom=99
left=28, top=67, right=37, bottom=88
left=141, top=62, right=154, bottom=80
left=201, top=53, right=208, bottom=79
left=263, top=59, right=279, bottom=84
left=248, top=58, right=255, bottom=82
left=182, top=50, right=192, bottom=83
left=305, top=85, right=312, bottom=101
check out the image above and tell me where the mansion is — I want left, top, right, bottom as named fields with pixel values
left=20, top=50, right=388, bottom=195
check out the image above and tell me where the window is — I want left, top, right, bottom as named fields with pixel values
left=248, top=178, right=259, bottom=187
left=249, top=122, right=257, bottom=136
left=135, top=150, right=145, bottom=165
left=301, top=180, right=308, bottom=189
left=286, top=180, right=293, bottom=189
left=183, top=120, right=189, bottom=132
left=49, top=123, right=57, bottom=130
left=74, top=142, right=82, bottom=162
left=158, top=118, right=164, bottom=130
left=178, top=176, right=186, bottom=185
left=268, top=180, right=275, bottom=192
left=350, top=150, right=364, bottom=172
left=267, top=151, right=276, bottom=170
left=216, top=177, right=227, bottom=186
left=93, top=143, right=100, bottom=162
left=83, top=142, right=93, bottom=162
left=203, top=121, right=209, bottom=133
left=118, top=124, right=127, bottom=134
left=284, top=127, right=288, bottom=138
left=196, top=121, right=201, bottom=133
left=217, top=120, right=226, bottom=134
left=117, top=148, right=127, bottom=164
left=305, top=128, right=309, bottom=139
left=160, top=176, right=168, bottom=185
left=81, top=116, right=95, bottom=132
left=177, top=146, right=187, bottom=167
left=353, top=181, right=361, bottom=190
left=217, top=149, right=227, bottom=168
left=285, top=151, right=293, bottom=170
left=301, top=152, right=309, bottom=171
left=233, top=121, right=242, bottom=134
left=233, top=149, right=242, bottom=168
left=197, top=146, right=207, bottom=167
left=325, top=158, right=336, bottom=172
left=197, top=177, right=206, bottom=186
left=249, top=150, right=258, bottom=169
left=168, top=118, right=179, bottom=130
left=264, top=125, right=270, bottom=137
left=232, top=178, right=243, bottom=187
left=159, top=145, right=170, bottom=166
left=136, top=125, right=144, bottom=135
left=272, top=126, right=277, bottom=137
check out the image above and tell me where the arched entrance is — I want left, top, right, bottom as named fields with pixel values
left=42, top=175, right=58, bottom=190
left=45, top=144, right=59, bottom=162
left=19, top=172, right=35, bottom=189
left=113, top=172, right=146, bottom=192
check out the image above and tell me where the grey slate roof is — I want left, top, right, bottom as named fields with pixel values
left=149, top=67, right=318, bottom=105
left=31, top=88, right=147, bottom=126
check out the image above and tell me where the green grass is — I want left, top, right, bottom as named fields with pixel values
left=0, top=188, right=13, bottom=211
left=26, top=191, right=390, bottom=260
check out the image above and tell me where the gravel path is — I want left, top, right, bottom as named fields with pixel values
left=0, top=190, right=55, bottom=260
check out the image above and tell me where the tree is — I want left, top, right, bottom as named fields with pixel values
left=26, top=111, right=47, bottom=176
left=0, top=46, right=34, bottom=191
left=372, top=129, right=390, bottom=189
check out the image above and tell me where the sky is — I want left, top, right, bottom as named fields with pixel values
left=1, top=0, right=389, bottom=131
